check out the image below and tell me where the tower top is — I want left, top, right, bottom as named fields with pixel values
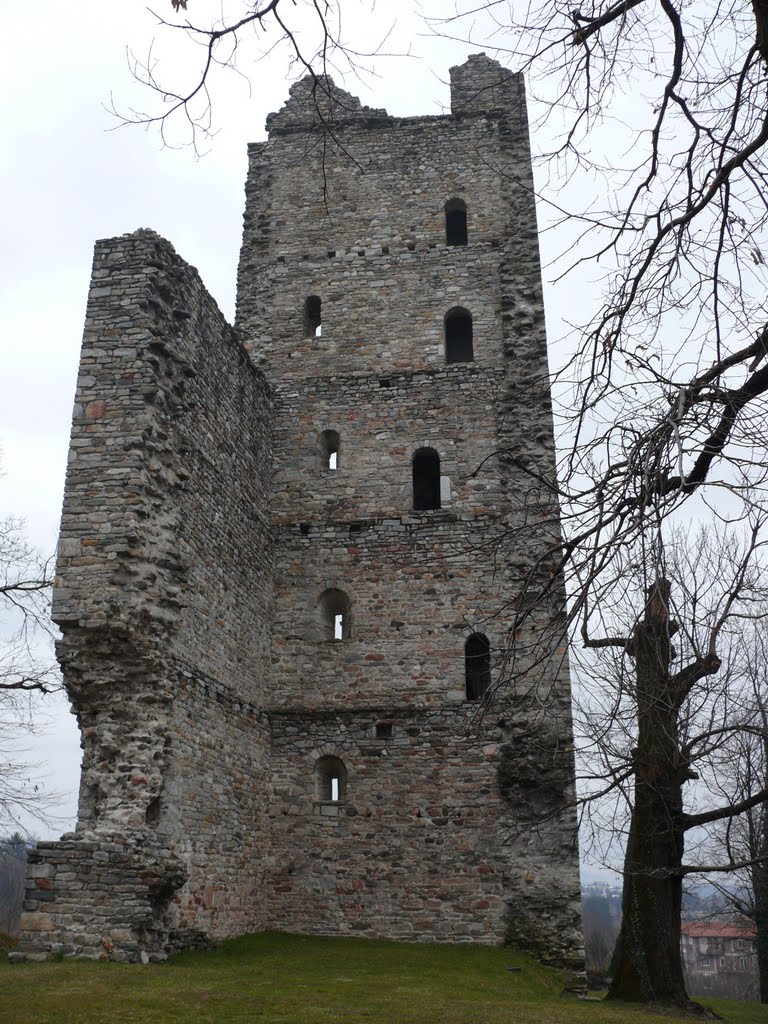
left=265, top=54, right=520, bottom=133
left=449, top=53, right=519, bottom=116
left=266, top=75, right=389, bottom=133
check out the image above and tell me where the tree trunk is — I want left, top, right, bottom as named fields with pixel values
left=753, top=733, right=768, bottom=1002
left=753, top=858, right=768, bottom=1002
left=607, top=580, right=697, bottom=1007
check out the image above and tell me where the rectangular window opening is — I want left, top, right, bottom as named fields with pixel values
left=328, top=451, right=338, bottom=470
left=334, top=613, right=344, bottom=641
left=331, top=777, right=339, bottom=801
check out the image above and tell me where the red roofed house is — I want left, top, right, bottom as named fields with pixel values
left=681, top=920, right=758, bottom=1001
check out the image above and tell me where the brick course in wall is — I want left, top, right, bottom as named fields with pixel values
left=15, top=55, right=584, bottom=981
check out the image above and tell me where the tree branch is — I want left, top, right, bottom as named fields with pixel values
left=684, top=787, right=768, bottom=830
left=571, top=0, right=647, bottom=45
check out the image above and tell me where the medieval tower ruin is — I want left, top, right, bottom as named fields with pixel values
left=17, top=55, right=582, bottom=973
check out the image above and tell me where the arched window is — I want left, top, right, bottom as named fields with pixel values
left=412, top=448, right=441, bottom=511
left=465, top=633, right=491, bottom=701
left=318, top=588, right=351, bottom=641
left=445, top=307, right=474, bottom=364
left=304, top=295, right=322, bottom=337
left=445, top=198, right=468, bottom=246
left=319, top=429, right=340, bottom=470
left=315, top=756, right=347, bottom=801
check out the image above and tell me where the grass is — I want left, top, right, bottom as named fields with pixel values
left=1, top=931, right=766, bottom=1024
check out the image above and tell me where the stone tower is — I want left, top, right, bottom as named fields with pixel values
left=16, top=56, right=582, bottom=975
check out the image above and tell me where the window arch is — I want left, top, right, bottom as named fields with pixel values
left=445, top=307, right=474, bottom=364
left=317, top=588, right=351, bottom=641
left=315, top=756, right=347, bottom=801
left=445, top=198, right=468, bottom=246
left=319, top=429, right=340, bottom=470
left=412, top=448, right=441, bottom=511
left=465, top=633, right=491, bottom=701
left=304, top=295, right=322, bottom=337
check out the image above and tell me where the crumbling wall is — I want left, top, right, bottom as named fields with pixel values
left=18, top=231, right=273, bottom=960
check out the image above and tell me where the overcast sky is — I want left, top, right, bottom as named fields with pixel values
left=1, top=3, right=607, bottom=868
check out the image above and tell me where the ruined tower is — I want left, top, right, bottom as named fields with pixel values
left=16, top=56, right=583, bottom=974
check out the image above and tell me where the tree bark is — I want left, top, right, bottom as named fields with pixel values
left=752, top=733, right=768, bottom=1002
left=753, top=856, right=768, bottom=1002
left=607, top=580, right=698, bottom=1007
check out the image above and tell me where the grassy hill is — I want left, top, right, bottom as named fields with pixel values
left=2, top=931, right=766, bottom=1023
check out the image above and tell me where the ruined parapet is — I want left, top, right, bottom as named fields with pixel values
left=266, top=75, right=390, bottom=134
left=17, top=231, right=274, bottom=961
left=449, top=53, right=522, bottom=116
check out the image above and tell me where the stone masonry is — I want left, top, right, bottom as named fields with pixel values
left=15, top=55, right=583, bottom=977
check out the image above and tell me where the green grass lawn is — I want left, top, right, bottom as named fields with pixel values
left=1, top=931, right=766, bottom=1024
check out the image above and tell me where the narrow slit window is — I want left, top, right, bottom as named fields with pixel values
left=465, top=633, right=491, bottom=700
left=445, top=198, right=468, bottom=246
left=315, top=756, right=347, bottom=801
left=318, top=588, right=352, bottom=641
left=445, top=307, right=474, bottom=364
left=319, top=430, right=340, bottom=471
left=412, top=448, right=441, bottom=511
left=304, top=295, right=322, bottom=337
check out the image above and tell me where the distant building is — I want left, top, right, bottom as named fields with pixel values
left=681, top=920, right=758, bottom=1001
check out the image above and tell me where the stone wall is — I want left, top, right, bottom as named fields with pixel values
left=265, top=705, right=582, bottom=967
left=19, top=231, right=273, bottom=959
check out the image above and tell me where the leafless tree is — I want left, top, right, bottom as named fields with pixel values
left=1, top=517, right=56, bottom=695
left=118, top=0, right=768, bottom=1008
left=0, top=514, right=61, bottom=831
left=566, top=526, right=768, bottom=1007
left=695, top=622, right=768, bottom=1002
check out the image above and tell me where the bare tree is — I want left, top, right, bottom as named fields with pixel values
left=0, top=516, right=57, bottom=696
left=568, top=526, right=768, bottom=1007
left=0, top=514, right=61, bottom=831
